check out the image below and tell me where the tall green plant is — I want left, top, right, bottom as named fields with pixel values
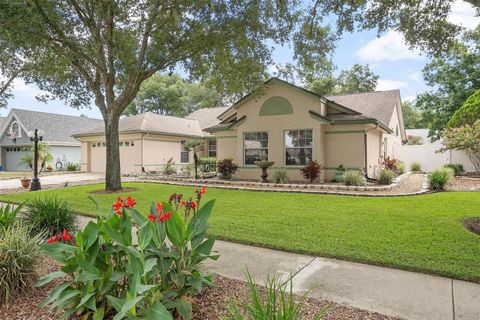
left=19, top=142, right=53, bottom=173
left=0, top=203, right=24, bottom=230
left=38, top=187, right=217, bottom=319
left=184, top=140, right=205, bottom=179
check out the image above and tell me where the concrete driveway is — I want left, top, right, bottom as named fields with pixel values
left=0, top=173, right=104, bottom=190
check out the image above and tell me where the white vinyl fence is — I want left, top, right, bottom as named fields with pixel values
left=397, top=144, right=476, bottom=173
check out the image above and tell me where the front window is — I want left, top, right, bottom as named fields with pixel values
left=285, top=130, right=313, bottom=166
left=181, top=140, right=189, bottom=163
left=208, top=139, right=217, bottom=158
left=244, top=132, right=268, bottom=165
left=10, top=121, right=20, bottom=137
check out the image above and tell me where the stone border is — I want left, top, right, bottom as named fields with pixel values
left=134, top=173, right=431, bottom=197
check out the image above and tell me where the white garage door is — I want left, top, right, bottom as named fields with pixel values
left=5, top=147, right=30, bottom=171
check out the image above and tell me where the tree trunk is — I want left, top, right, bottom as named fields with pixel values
left=104, top=111, right=122, bottom=190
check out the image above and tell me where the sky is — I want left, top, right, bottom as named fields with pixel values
left=2, top=0, right=479, bottom=119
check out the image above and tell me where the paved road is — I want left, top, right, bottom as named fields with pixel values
left=76, top=215, right=480, bottom=320
left=0, top=173, right=103, bottom=190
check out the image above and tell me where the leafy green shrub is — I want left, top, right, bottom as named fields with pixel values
left=382, top=156, right=400, bottom=173
left=379, top=169, right=396, bottom=185
left=344, top=170, right=365, bottom=186
left=226, top=271, right=325, bottom=320
left=23, top=197, right=76, bottom=238
left=38, top=188, right=218, bottom=319
left=163, top=157, right=176, bottom=175
left=300, top=160, right=321, bottom=183
left=218, top=158, right=239, bottom=179
left=429, top=168, right=454, bottom=191
left=0, top=203, right=24, bottom=230
left=410, top=162, right=422, bottom=171
left=199, top=157, right=218, bottom=173
left=0, top=222, right=44, bottom=304
left=443, top=163, right=464, bottom=176
left=272, top=169, right=289, bottom=184
left=65, top=162, right=80, bottom=171
left=397, top=162, right=405, bottom=174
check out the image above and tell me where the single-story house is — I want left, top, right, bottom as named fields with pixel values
left=0, top=108, right=103, bottom=171
left=74, top=78, right=406, bottom=181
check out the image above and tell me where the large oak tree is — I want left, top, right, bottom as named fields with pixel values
left=0, top=0, right=333, bottom=190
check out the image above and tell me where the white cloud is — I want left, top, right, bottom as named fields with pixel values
left=356, top=31, right=423, bottom=62
left=376, top=79, right=408, bottom=91
left=448, top=0, right=480, bottom=30
left=407, top=71, right=422, bottom=82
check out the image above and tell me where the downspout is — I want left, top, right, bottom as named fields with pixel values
left=364, top=124, right=379, bottom=181
left=141, top=132, right=146, bottom=173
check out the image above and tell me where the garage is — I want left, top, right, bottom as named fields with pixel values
left=4, top=146, right=30, bottom=171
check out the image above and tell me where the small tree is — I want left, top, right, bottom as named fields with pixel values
left=300, top=160, right=322, bottom=183
left=19, top=143, right=53, bottom=173
left=184, top=140, right=205, bottom=179
left=441, top=120, right=480, bottom=173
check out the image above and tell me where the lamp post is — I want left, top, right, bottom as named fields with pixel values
left=27, top=129, right=45, bottom=191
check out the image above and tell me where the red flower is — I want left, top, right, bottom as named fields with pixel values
left=47, top=236, right=58, bottom=244
left=180, top=201, right=186, bottom=207
left=62, top=229, right=72, bottom=241
left=113, top=197, right=123, bottom=215
left=125, top=196, right=136, bottom=208
left=158, top=211, right=173, bottom=222
left=112, top=196, right=137, bottom=214
left=199, top=186, right=206, bottom=195
left=190, top=201, right=197, bottom=209
left=156, top=202, right=163, bottom=213
left=147, top=213, right=156, bottom=222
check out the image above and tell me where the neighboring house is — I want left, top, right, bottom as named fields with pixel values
left=0, top=108, right=103, bottom=171
left=74, top=78, right=406, bottom=181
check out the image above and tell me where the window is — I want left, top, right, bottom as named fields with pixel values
left=9, top=121, right=20, bottom=137
left=181, top=140, right=189, bottom=163
left=285, top=130, right=313, bottom=166
left=208, top=139, right=217, bottom=158
left=125, top=141, right=130, bottom=147
left=119, top=141, right=124, bottom=147
left=131, top=141, right=135, bottom=146
left=244, top=132, right=268, bottom=165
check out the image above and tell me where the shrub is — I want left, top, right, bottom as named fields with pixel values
left=300, top=160, right=321, bottom=183
left=0, top=222, right=44, bottom=304
left=226, top=271, right=326, bottom=320
left=382, top=156, right=400, bottom=173
left=429, top=168, right=453, bottom=191
left=0, top=203, right=24, bottom=230
left=410, top=162, right=422, bottom=171
left=38, top=188, right=218, bottom=319
left=199, top=157, right=218, bottom=173
left=23, top=196, right=76, bottom=238
left=218, top=158, right=239, bottom=179
left=443, top=163, right=464, bottom=176
left=397, top=162, right=405, bottom=175
left=272, top=169, right=289, bottom=184
left=379, top=169, right=396, bottom=185
left=65, top=162, right=80, bottom=171
left=163, top=157, right=176, bottom=175
left=344, top=170, right=365, bottom=186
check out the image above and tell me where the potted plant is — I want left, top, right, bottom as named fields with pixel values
left=334, top=164, right=346, bottom=182
left=20, top=177, right=31, bottom=189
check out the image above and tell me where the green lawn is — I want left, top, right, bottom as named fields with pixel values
left=2, top=182, right=480, bottom=282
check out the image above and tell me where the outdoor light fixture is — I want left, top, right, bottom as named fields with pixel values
left=29, top=129, right=44, bottom=191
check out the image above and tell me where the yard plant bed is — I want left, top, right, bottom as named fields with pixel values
left=463, top=217, right=480, bottom=236
left=1, top=182, right=480, bottom=282
left=0, top=256, right=396, bottom=320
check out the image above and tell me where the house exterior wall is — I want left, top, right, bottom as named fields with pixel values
left=383, top=104, right=403, bottom=160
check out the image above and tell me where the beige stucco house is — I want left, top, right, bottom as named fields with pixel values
left=74, top=78, right=405, bottom=181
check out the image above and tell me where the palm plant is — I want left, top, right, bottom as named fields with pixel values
left=184, top=140, right=205, bottom=179
left=19, top=142, right=53, bottom=173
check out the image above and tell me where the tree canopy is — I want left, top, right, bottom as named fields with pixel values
left=402, top=101, right=425, bottom=129
left=448, top=89, right=480, bottom=128
left=415, top=27, right=480, bottom=139
left=123, top=74, right=221, bottom=117
left=307, top=64, right=379, bottom=96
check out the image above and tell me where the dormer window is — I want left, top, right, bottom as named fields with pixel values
left=9, top=121, right=21, bottom=138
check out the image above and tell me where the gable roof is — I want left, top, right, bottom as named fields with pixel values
left=73, top=112, right=204, bottom=138
left=325, top=90, right=401, bottom=128
left=0, top=108, right=103, bottom=143
left=186, top=107, right=229, bottom=130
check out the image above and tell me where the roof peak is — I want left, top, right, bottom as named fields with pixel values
left=325, top=89, right=400, bottom=98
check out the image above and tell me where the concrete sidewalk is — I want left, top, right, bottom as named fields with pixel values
left=77, top=215, right=480, bottom=320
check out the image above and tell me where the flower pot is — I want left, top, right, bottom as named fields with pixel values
left=20, top=178, right=31, bottom=189
left=334, top=171, right=345, bottom=182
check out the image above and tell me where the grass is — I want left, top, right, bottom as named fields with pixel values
left=1, top=182, right=480, bottom=282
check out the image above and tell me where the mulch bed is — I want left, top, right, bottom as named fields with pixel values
left=463, top=217, right=480, bottom=236
left=0, top=257, right=397, bottom=320
left=89, top=187, right=138, bottom=194
left=447, top=176, right=480, bottom=191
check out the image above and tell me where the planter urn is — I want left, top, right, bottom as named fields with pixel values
left=20, top=178, right=31, bottom=189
